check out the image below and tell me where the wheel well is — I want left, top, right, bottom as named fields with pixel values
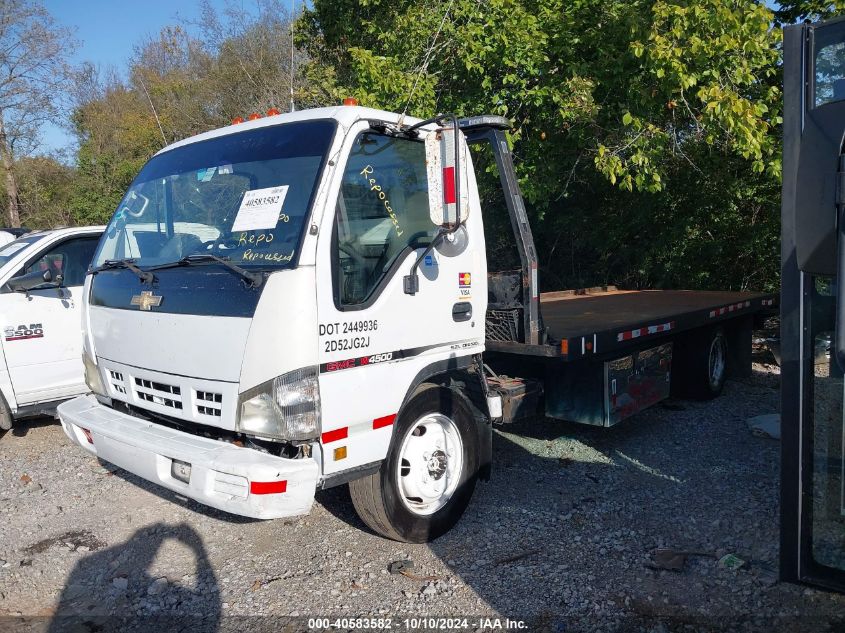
left=398, top=356, right=493, bottom=481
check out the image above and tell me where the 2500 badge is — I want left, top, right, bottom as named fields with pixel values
left=4, top=323, right=44, bottom=341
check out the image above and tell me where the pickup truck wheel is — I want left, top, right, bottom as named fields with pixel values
left=0, top=391, right=11, bottom=431
left=673, top=327, right=728, bottom=400
left=349, top=385, right=479, bottom=543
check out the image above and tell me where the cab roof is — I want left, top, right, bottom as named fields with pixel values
left=23, top=226, right=105, bottom=241
left=156, top=106, right=427, bottom=157
left=156, top=107, right=514, bottom=157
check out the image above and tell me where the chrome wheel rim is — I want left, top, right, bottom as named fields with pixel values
left=709, top=335, right=726, bottom=389
left=395, top=413, right=463, bottom=516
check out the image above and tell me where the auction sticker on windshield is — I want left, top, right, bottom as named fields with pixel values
left=231, top=185, right=289, bottom=232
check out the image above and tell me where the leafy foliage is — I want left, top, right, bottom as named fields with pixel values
left=7, top=0, right=839, bottom=293
left=302, top=0, right=787, bottom=290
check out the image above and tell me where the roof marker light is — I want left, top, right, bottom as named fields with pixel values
left=267, top=108, right=281, bottom=116
left=342, top=97, right=358, bottom=106
left=247, top=112, right=261, bottom=120
left=231, top=117, right=245, bottom=125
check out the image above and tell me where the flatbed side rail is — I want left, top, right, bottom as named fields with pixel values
left=486, top=293, right=777, bottom=361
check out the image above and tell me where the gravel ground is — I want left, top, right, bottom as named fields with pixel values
left=1, top=359, right=844, bottom=633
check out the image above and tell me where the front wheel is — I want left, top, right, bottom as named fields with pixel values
left=349, top=385, right=479, bottom=542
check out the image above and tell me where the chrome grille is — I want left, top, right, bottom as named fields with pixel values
left=196, top=390, right=223, bottom=417
left=109, top=370, right=126, bottom=395
left=134, top=377, right=183, bottom=410
left=99, top=359, right=237, bottom=429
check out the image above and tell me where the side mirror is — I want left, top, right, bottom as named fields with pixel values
left=120, top=190, right=150, bottom=218
left=7, top=269, right=58, bottom=292
left=425, top=124, right=469, bottom=228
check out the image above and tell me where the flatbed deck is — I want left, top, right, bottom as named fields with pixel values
left=486, top=288, right=776, bottom=360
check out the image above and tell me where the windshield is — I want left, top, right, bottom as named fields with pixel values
left=93, top=120, right=336, bottom=269
left=0, top=235, right=40, bottom=268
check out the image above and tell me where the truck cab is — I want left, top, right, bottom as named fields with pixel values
left=0, top=226, right=104, bottom=429
left=59, top=107, right=492, bottom=542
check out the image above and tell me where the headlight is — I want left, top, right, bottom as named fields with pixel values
left=237, top=366, right=321, bottom=441
left=82, top=339, right=107, bottom=397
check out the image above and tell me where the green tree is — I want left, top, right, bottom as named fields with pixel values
left=69, top=76, right=163, bottom=225
left=0, top=0, right=76, bottom=227
left=0, top=155, right=75, bottom=229
left=301, top=0, right=784, bottom=291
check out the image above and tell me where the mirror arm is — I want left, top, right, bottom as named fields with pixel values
left=403, top=113, right=464, bottom=296
left=404, top=229, right=449, bottom=295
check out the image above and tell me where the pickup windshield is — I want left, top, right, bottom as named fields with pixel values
left=92, top=120, right=336, bottom=269
left=0, top=235, right=40, bottom=268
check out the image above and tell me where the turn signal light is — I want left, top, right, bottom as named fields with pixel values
left=342, top=97, right=358, bottom=106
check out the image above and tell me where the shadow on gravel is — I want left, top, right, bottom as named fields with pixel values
left=0, top=415, right=56, bottom=439
left=313, top=375, right=827, bottom=633
left=45, top=522, right=220, bottom=633
left=108, top=468, right=261, bottom=525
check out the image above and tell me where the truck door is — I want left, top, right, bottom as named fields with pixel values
left=782, top=16, right=845, bottom=592
left=315, top=126, right=486, bottom=475
left=1, top=235, right=100, bottom=405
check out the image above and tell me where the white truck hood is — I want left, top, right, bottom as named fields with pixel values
left=89, top=307, right=250, bottom=383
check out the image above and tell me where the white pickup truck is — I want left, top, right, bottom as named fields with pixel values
left=0, top=226, right=104, bottom=429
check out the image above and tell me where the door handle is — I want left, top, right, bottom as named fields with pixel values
left=452, top=302, right=472, bottom=322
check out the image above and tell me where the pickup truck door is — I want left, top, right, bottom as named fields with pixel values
left=1, top=235, right=100, bottom=405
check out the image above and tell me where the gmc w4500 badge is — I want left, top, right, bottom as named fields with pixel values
left=4, top=323, right=44, bottom=341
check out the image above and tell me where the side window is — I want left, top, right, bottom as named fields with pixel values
left=814, top=27, right=845, bottom=107
left=26, top=237, right=100, bottom=287
left=334, top=132, right=437, bottom=306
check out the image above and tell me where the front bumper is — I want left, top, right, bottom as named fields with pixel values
left=57, top=395, right=318, bottom=519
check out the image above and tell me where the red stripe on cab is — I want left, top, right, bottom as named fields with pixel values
left=373, top=414, right=396, bottom=430
left=250, top=480, right=287, bottom=495
left=322, top=427, right=348, bottom=444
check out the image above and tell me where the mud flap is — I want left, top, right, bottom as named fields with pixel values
left=450, top=385, right=492, bottom=481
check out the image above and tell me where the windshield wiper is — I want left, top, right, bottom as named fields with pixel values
left=90, top=258, right=155, bottom=284
left=152, top=253, right=263, bottom=288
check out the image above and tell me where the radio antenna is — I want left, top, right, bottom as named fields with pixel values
left=138, top=75, right=168, bottom=146
left=398, top=0, right=454, bottom=127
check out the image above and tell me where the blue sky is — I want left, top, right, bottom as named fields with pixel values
left=41, top=0, right=244, bottom=155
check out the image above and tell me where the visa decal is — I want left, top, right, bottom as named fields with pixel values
left=458, top=272, right=472, bottom=299
left=4, top=323, right=44, bottom=341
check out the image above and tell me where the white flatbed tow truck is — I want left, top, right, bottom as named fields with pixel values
left=57, top=105, right=774, bottom=542
left=0, top=226, right=104, bottom=429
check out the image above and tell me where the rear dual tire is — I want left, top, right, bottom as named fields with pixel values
left=349, top=385, right=479, bottom=543
left=671, top=327, right=728, bottom=400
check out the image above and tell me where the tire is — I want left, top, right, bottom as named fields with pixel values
left=0, top=390, right=11, bottom=431
left=349, top=384, right=479, bottom=543
left=672, top=327, right=728, bottom=400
